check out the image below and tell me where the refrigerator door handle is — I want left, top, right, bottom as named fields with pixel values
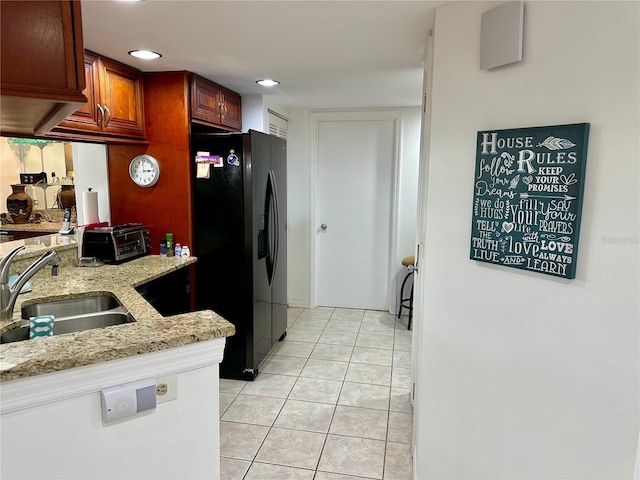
left=263, top=171, right=281, bottom=287
left=270, top=171, right=280, bottom=285
left=264, top=172, right=276, bottom=286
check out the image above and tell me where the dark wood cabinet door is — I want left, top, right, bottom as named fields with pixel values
left=191, top=75, right=222, bottom=125
left=53, top=52, right=145, bottom=140
left=99, top=57, right=145, bottom=138
left=190, top=74, right=242, bottom=131
left=57, top=51, right=102, bottom=132
left=219, top=87, right=242, bottom=130
left=0, top=0, right=87, bottom=136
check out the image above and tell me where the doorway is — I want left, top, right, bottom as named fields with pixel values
left=310, top=111, right=400, bottom=311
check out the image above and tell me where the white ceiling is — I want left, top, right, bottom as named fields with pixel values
left=80, top=0, right=444, bottom=110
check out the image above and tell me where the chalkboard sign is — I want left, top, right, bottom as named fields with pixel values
left=470, top=123, right=590, bottom=279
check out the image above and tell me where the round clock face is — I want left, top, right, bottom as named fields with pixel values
left=129, top=154, right=160, bottom=187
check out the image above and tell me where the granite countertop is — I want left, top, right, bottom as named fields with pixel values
left=1, top=209, right=77, bottom=233
left=0, top=233, right=78, bottom=261
left=0, top=222, right=73, bottom=233
left=0, top=236, right=235, bottom=383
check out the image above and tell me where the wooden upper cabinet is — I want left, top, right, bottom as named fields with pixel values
left=99, top=56, right=145, bottom=137
left=0, top=0, right=87, bottom=136
left=58, top=51, right=101, bottom=133
left=55, top=51, right=145, bottom=140
left=191, top=75, right=241, bottom=131
left=218, top=86, right=242, bottom=131
left=191, top=76, right=220, bottom=125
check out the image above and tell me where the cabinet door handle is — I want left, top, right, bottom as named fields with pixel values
left=97, top=104, right=104, bottom=126
left=219, top=102, right=225, bottom=120
left=103, top=105, right=112, bottom=127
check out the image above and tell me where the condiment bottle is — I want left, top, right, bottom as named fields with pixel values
left=175, top=243, right=182, bottom=257
left=166, top=233, right=174, bottom=256
left=160, top=239, right=167, bottom=257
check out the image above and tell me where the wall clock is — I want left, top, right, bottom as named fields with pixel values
left=129, top=154, right=160, bottom=187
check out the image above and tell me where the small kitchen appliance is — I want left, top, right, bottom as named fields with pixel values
left=82, top=223, right=150, bottom=264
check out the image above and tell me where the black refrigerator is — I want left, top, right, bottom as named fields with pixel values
left=192, top=130, right=287, bottom=380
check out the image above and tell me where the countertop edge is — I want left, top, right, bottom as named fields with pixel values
left=1, top=312, right=236, bottom=383
left=0, top=244, right=236, bottom=383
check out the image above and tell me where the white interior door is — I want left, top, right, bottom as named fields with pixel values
left=315, top=117, right=395, bottom=310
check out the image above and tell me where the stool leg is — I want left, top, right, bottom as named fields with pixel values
left=398, top=270, right=412, bottom=318
left=407, top=278, right=414, bottom=330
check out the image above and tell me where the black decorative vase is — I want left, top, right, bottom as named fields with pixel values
left=57, top=185, right=76, bottom=209
left=6, top=184, right=33, bottom=224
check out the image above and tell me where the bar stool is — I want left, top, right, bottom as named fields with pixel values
left=397, top=255, right=415, bottom=330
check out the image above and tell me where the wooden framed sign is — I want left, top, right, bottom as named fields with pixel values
left=470, top=123, right=590, bottom=279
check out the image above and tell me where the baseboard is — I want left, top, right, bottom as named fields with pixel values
left=287, top=301, right=311, bottom=309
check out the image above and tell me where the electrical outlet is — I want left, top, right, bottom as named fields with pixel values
left=156, top=375, right=177, bottom=403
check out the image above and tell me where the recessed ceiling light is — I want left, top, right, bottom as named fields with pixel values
left=128, top=50, right=162, bottom=60
left=256, top=79, right=280, bottom=87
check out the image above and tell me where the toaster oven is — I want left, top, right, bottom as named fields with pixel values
left=82, top=223, right=150, bottom=264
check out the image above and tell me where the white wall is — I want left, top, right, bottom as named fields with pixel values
left=263, top=96, right=290, bottom=127
left=287, top=110, right=312, bottom=307
left=1, top=139, right=111, bottom=223
left=0, top=139, right=67, bottom=211
left=241, top=94, right=291, bottom=134
left=0, top=138, right=22, bottom=204
left=72, top=143, right=111, bottom=225
left=287, top=108, right=421, bottom=309
left=241, top=94, right=266, bottom=132
left=2, top=340, right=225, bottom=479
left=396, top=109, right=421, bottom=304
left=415, top=1, right=639, bottom=479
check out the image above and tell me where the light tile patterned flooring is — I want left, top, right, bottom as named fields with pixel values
left=219, top=307, right=413, bottom=480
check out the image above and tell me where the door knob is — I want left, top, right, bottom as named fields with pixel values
left=320, top=223, right=327, bottom=231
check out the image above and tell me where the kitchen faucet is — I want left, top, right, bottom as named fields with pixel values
left=0, top=246, right=61, bottom=322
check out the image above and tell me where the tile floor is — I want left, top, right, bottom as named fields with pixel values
left=219, top=307, right=413, bottom=480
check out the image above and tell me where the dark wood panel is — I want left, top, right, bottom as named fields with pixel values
left=2, top=1, right=66, bottom=88
left=0, top=0, right=87, bottom=135
left=108, top=72, right=194, bottom=310
left=108, top=72, right=192, bottom=255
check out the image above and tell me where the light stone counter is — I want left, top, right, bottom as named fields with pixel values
left=0, top=221, right=71, bottom=233
left=0, top=235, right=235, bottom=382
left=0, top=231, right=78, bottom=262
left=1, top=209, right=77, bottom=234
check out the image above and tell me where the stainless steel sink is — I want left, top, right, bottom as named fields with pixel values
left=21, top=295, right=120, bottom=319
left=1, top=295, right=134, bottom=344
